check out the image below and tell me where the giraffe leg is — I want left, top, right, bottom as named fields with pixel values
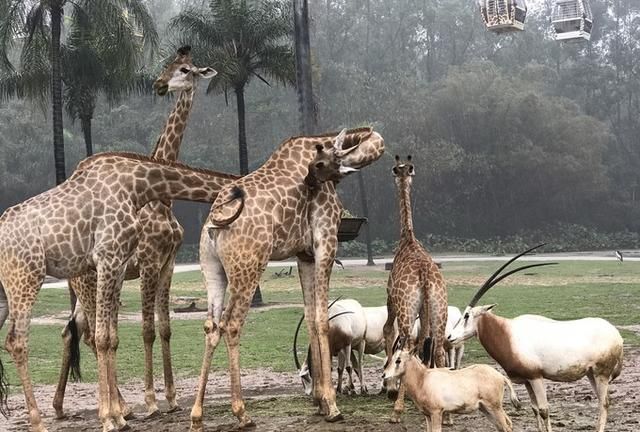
left=222, top=285, right=258, bottom=428
left=312, top=251, right=341, bottom=421
left=139, top=264, right=161, bottom=418
left=94, top=260, right=128, bottom=432
left=190, top=231, right=227, bottom=432
left=4, top=273, right=48, bottom=432
left=297, top=258, right=323, bottom=408
left=155, top=244, right=181, bottom=413
left=381, top=293, right=396, bottom=394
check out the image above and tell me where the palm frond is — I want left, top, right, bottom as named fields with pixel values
left=0, top=0, right=29, bottom=72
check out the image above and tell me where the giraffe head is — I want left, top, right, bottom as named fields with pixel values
left=392, top=155, right=415, bottom=186
left=305, top=128, right=385, bottom=187
left=152, top=45, right=217, bottom=96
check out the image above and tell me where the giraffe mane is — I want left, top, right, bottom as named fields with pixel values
left=76, top=151, right=241, bottom=180
left=284, top=127, right=374, bottom=151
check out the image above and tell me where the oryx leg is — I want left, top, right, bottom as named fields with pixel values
left=479, top=401, right=513, bottom=432
left=455, top=344, right=464, bottom=369
left=336, top=350, right=346, bottom=394
left=355, top=339, right=367, bottom=394
left=587, top=371, right=610, bottom=432
left=526, top=379, right=551, bottom=432
left=428, top=410, right=443, bottom=432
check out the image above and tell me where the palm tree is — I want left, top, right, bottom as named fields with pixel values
left=0, top=0, right=157, bottom=182
left=62, top=6, right=155, bottom=156
left=171, top=0, right=295, bottom=175
left=172, top=0, right=294, bottom=306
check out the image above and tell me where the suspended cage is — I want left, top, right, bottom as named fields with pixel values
left=479, top=0, right=527, bottom=33
left=552, top=0, right=593, bottom=41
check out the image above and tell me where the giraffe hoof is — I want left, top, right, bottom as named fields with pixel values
left=325, top=412, right=344, bottom=423
left=240, top=419, right=256, bottom=429
left=145, top=409, right=161, bottom=420
left=166, top=404, right=182, bottom=414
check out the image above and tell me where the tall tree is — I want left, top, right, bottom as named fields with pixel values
left=172, top=0, right=295, bottom=307
left=171, top=0, right=295, bottom=175
left=293, top=0, right=315, bottom=134
left=0, top=0, right=157, bottom=179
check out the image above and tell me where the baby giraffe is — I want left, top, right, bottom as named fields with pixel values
left=383, top=155, right=448, bottom=422
left=383, top=338, right=520, bottom=432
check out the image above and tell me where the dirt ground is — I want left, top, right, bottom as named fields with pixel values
left=2, top=348, right=639, bottom=432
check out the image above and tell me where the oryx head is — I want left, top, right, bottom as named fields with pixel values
left=304, top=128, right=385, bottom=188
left=447, top=244, right=557, bottom=346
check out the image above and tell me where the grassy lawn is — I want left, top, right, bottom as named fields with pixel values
left=2, top=259, right=639, bottom=387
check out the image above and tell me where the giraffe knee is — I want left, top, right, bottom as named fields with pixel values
left=158, top=323, right=171, bottom=341
left=142, top=326, right=156, bottom=344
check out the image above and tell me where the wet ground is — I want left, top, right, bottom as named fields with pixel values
left=2, top=348, right=639, bottom=431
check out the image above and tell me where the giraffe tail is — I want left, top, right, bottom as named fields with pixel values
left=67, top=317, right=82, bottom=382
left=209, top=186, right=245, bottom=228
left=0, top=281, right=9, bottom=417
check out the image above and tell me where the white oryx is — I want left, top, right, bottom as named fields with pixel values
left=294, top=298, right=367, bottom=395
left=447, top=244, right=624, bottom=432
left=383, top=339, right=520, bottom=432
left=444, top=306, right=464, bottom=369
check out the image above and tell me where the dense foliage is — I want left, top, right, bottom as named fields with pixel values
left=2, top=0, right=640, bottom=256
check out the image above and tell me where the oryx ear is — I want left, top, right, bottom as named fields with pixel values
left=198, top=67, right=217, bottom=79
left=333, top=128, right=347, bottom=151
left=482, top=304, right=497, bottom=313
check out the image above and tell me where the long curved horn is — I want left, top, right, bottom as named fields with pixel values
left=293, top=313, right=304, bottom=370
left=468, top=244, right=546, bottom=307
left=328, top=311, right=354, bottom=321
left=489, top=262, right=558, bottom=288
left=293, top=296, right=344, bottom=370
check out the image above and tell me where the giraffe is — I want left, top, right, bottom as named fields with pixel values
left=52, top=45, right=222, bottom=419
left=0, top=152, right=239, bottom=432
left=382, top=155, right=449, bottom=424
left=188, top=128, right=384, bottom=431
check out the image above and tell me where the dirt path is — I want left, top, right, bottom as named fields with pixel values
left=2, top=349, right=639, bottom=431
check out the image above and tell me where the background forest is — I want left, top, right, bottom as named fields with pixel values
left=2, top=0, right=640, bottom=258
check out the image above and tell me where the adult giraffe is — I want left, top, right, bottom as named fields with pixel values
left=0, top=152, right=240, bottom=432
left=53, top=45, right=224, bottom=419
left=189, top=128, right=384, bottom=431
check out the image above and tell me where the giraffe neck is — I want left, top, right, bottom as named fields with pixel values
left=151, top=88, right=194, bottom=161
left=397, top=178, right=414, bottom=240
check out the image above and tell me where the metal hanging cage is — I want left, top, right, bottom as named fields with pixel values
left=551, top=0, right=593, bottom=41
left=479, top=0, right=527, bottom=33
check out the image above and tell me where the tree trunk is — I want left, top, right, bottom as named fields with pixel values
left=50, top=2, right=66, bottom=185
left=81, top=116, right=93, bottom=156
left=294, top=0, right=316, bottom=134
left=357, top=171, right=375, bottom=266
left=235, top=86, right=249, bottom=175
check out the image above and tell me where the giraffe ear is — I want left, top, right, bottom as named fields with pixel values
left=198, top=67, right=217, bottom=79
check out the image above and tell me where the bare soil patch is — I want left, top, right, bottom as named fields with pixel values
left=2, top=349, right=639, bottom=431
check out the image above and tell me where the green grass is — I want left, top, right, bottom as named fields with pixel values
left=2, top=260, right=638, bottom=387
